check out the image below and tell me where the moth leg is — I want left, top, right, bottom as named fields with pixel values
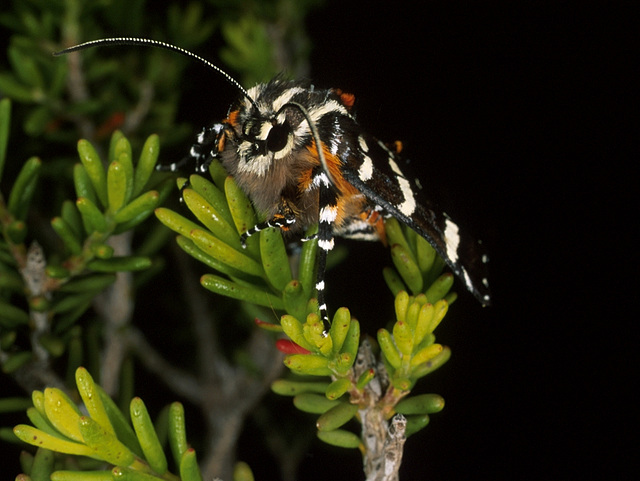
left=315, top=181, right=340, bottom=330
left=158, top=123, right=230, bottom=204
left=239, top=200, right=297, bottom=247
left=157, top=124, right=225, bottom=174
left=314, top=227, right=331, bottom=329
left=193, top=123, right=227, bottom=173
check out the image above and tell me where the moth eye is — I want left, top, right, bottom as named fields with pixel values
left=266, top=122, right=290, bottom=152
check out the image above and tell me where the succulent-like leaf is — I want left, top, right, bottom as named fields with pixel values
left=130, top=397, right=167, bottom=475
left=315, top=402, right=359, bottom=432
left=77, top=140, right=107, bottom=207
left=132, top=134, right=160, bottom=197
left=270, top=379, right=330, bottom=396
left=293, top=393, right=341, bottom=414
left=316, top=428, right=361, bottom=449
left=260, top=226, right=292, bottom=291
left=200, top=274, right=284, bottom=310
left=395, top=394, right=445, bottom=415
left=325, top=378, right=351, bottom=401
left=7, top=156, right=41, bottom=220
left=168, top=402, right=188, bottom=470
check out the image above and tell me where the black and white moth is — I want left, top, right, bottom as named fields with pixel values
left=55, top=38, right=491, bottom=323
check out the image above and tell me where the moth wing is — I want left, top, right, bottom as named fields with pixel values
left=340, top=135, right=491, bottom=306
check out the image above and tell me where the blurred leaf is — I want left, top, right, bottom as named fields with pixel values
left=0, top=72, right=35, bottom=102
left=24, top=105, right=52, bottom=136
left=8, top=45, right=45, bottom=90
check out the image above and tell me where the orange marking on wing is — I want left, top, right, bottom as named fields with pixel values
left=298, top=167, right=315, bottom=191
left=306, top=140, right=359, bottom=197
left=333, top=88, right=356, bottom=109
left=218, top=109, right=240, bottom=151
left=361, top=210, right=387, bottom=245
left=217, top=131, right=227, bottom=151
left=226, top=109, right=239, bottom=125
left=306, top=140, right=388, bottom=242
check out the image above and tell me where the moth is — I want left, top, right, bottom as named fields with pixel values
left=55, top=38, right=491, bottom=323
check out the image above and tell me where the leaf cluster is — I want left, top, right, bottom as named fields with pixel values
left=0, top=1, right=468, bottom=476
left=155, top=158, right=320, bottom=315
left=14, top=367, right=206, bottom=481
left=154, top=159, right=456, bottom=453
left=0, top=99, right=169, bottom=378
left=0, top=0, right=215, bottom=149
left=212, top=0, right=322, bottom=84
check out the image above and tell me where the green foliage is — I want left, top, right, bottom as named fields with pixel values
left=272, top=290, right=449, bottom=447
left=0, top=102, right=169, bottom=376
left=0, top=0, right=222, bottom=143
left=2, top=97, right=455, bottom=477
left=155, top=161, right=321, bottom=314
left=0, top=0, right=327, bottom=477
left=156, top=163, right=454, bottom=452
left=0, top=0, right=319, bottom=157
left=14, top=367, right=205, bottom=481
left=6, top=142, right=454, bottom=475
left=0, top=1, right=470, bottom=478
left=213, top=0, right=322, bottom=84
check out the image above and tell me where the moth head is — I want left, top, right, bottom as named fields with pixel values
left=223, top=82, right=315, bottom=179
left=240, top=114, right=293, bottom=158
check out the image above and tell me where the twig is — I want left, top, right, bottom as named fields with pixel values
left=122, top=81, right=155, bottom=135
left=6, top=242, right=67, bottom=393
left=200, top=327, right=284, bottom=481
left=62, top=50, right=96, bottom=141
left=94, top=232, right=135, bottom=396
left=124, top=326, right=203, bottom=404
left=20, top=242, right=50, bottom=362
left=356, top=341, right=408, bottom=481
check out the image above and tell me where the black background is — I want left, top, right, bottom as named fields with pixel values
left=304, top=1, right=637, bottom=480
left=1, top=1, right=637, bottom=480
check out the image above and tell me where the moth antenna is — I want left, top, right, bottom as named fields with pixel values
left=281, top=101, right=335, bottom=186
left=54, top=37, right=258, bottom=111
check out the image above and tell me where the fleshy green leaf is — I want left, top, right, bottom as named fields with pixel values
left=293, top=393, right=341, bottom=414
left=13, top=424, right=94, bottom=457
left=87, top=256, right=152, bottom=272
left=168, top=402, right=188, bottom=469
left=107, top=160, right=128, bottom=213
left=200, top=274, right=283, bottom=310
left=77, top=140, right=108, bottom=207
left=395, top=394, right=445, bottom=415
left=75, top=368, right=115, bottom=437
left=132, top=134, right=160, bottom=197
left=182, top=188, right=240, bottom=248
left=316, top=429, right=361, bottom=449
left=260, top=227, right=292, bottom=291
left=390, top=243, right=423, bottom=294
left=43, top=388, right=83, bottom=442
left=78, top=416, right=135, bottom=466
left=179, top=448, right=203, bottom=481
left=271, top=379, right=330, bottom=396
left=130, top=397, right=167, bottom=475
left=7, top=156, right=41, bottom=220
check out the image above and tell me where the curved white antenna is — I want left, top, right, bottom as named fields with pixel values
left=54, top=37, right=258, bottom=110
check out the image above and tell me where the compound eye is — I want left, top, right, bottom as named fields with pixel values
left=266, top=122, right=290, bottom=153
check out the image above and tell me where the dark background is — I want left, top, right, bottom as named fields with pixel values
left=303, top=1, right=637, bottom=480
left=1, top=1, right=637, bottom=479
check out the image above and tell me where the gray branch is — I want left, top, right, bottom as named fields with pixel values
left=356, top=340, right=408, bottom=481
